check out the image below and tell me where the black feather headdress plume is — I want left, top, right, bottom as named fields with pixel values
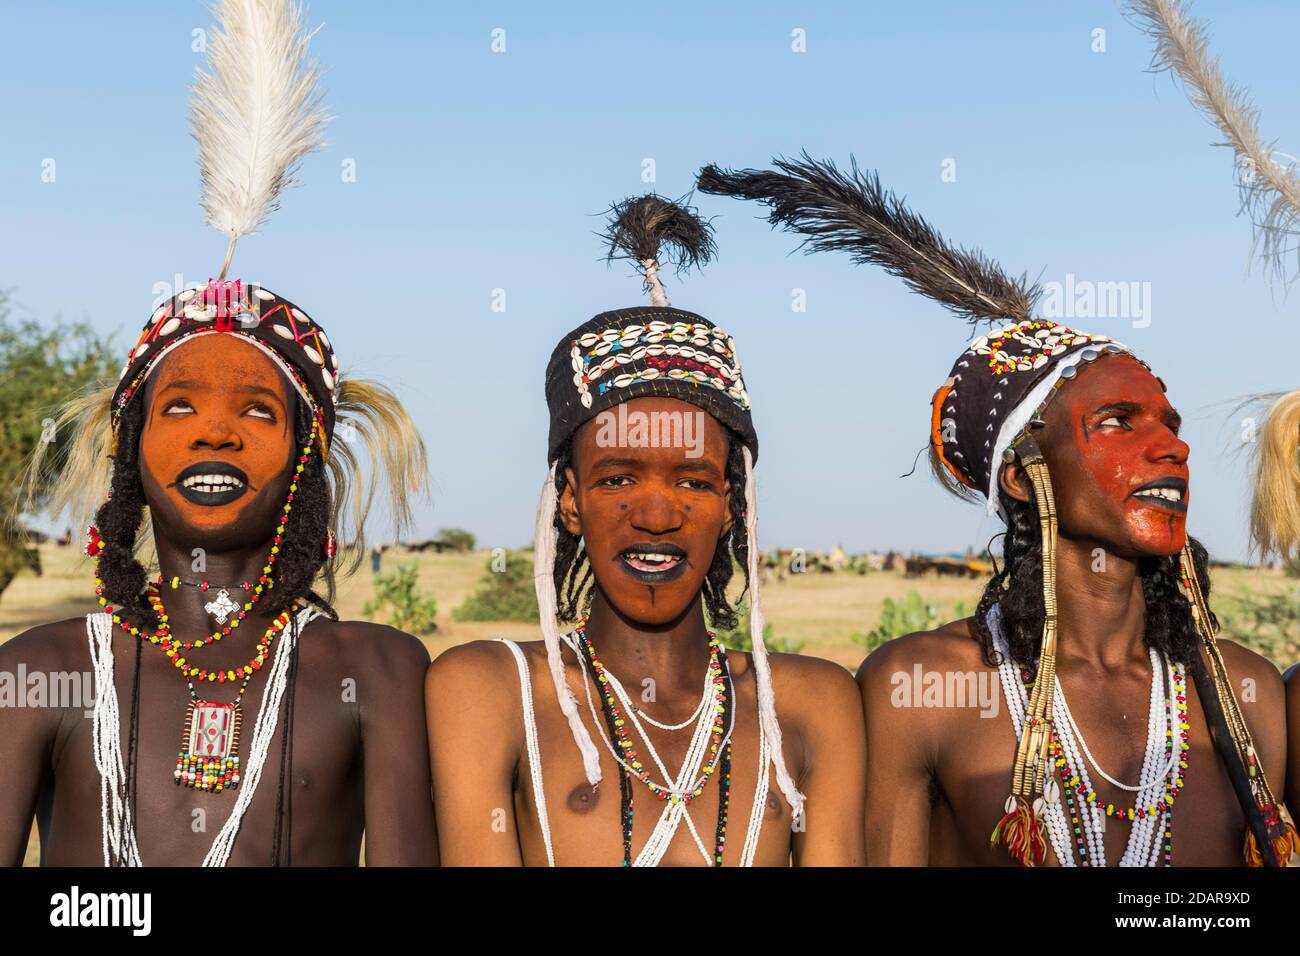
left=697, top=153, right=1039, bottom=326
left=601, top=193, right=716, bottom=307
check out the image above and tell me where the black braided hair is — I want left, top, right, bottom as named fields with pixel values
left=970, top=487, right=1210, bottom=678
left=552, top=425, right=750, bottom=631
left=96, top=395, right=336, bottom=628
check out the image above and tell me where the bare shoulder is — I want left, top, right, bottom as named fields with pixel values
left=855, top=616, right=987, bottom=690
left=762, top=651, right=858, bottom=709
left=1216, top=639, right=1284, bottom=700
left=0, top=617, right=92, bottom=670
left=425, top=638, right=522, bottom=703
left=308, top=617, right=430, bottom=679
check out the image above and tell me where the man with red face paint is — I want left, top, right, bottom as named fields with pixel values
left=701, top=154, right=1295, bottom=866
left=425, top=195, right=866, bottom=866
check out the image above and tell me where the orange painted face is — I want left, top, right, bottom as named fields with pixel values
left=1034, top=353, right=1189, bottom=557
left=559, top=396, right=733, bottom=626
left=138, top=334, right=297, bottom=551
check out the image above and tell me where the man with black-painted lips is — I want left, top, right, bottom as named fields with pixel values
left=0, top=332, right=436, bottom=865
left=427, top=394, right=867, bottom=865
left=858, top=351, right=1288, bottom=865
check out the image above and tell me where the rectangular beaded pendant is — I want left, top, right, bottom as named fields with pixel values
left=173, top=700, right=243, bottom=794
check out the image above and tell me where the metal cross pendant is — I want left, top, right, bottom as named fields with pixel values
left=203, top=588, right=240, bottom=625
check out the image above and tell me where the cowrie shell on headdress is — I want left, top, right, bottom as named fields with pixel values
left=1032, top=354, right=1048, bottom=369
left=571, top=354, right=583, bottom=373
left=252, top=287, right=275, bottom=301
left=593, top=341, right=613, bottom=356
left=645, top=332, right=664, bottom=344
left=691, top=370, right=709, bottom=382
left=622, top=324, right=645, bottom=336
left=133, top=341, right=149, bottom=359
left=670, top=330, right=688, bottom=343
left=615, top=353, right=633, bottom=365
left=321, top=367, right=335, bottom=390
left=186, top=306, right=216, bottom=321
left=178, top=288, right=198, bottom=303
left=151, top=306, right=168, bottom=325
left=711, top=326, right=727, bottom=339
left=711, top=339, right=727, bottom=353
left=641, top=367, right=661, bottom=380
left=613, top=373, right=635, bottom=388
left=630, top=346, right=647, bottom=360
left=648, top=321, right=669, bottom=333
left=159, top=317, right=181, bottom=337
left=578, top=332, right=600, bottom=347
left=600, top=356, right=617, bottom=371
left=588, top=365, right=606, bottom=380
left=291, top=308, right=311, bottom=325
left=646, top=345, right=665, bottom=356
left=664, top=345, right=680, bottom=356
left=619, top=335, right=639, bottom=349
left=273, top=324, right=294, bottom=340
left=581, top=392, right=593, bottom=408
left=668, top=368, right=687, bottom=379
left=572, top=371, right=584, bottom=386
left=601, top=328, right=620, bottom=342
left=317, top=330, right=331, bottom=350
left=303, top=345, right=324, bottom=365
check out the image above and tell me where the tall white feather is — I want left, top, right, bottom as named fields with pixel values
left=191, top=0, right=328, bottom=278
left=1129, top=0, right=1300, bottom=285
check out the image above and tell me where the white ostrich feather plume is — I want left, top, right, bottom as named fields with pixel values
left=191, top=0, right=328, bottom=277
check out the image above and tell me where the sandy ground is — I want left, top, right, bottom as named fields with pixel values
left=3, top=544, right=1294, bottom=866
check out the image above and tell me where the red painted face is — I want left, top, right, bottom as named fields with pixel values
left=559, top=396, right=733, bottom=626
left=138, top=334, right=297, bottom=551
left=1033, top=353, right=1189, bottom=557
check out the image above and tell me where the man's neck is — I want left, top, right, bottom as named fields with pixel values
left=582, top=593, right=713, bottom=701
left=1052, top=535, right=1148, bottom=672
left=152, top=528, right=281, bottom=638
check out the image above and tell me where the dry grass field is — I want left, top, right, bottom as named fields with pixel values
left=3, top=543, right=1295, bottom=866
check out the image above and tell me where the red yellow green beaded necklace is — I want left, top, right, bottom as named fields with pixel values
left=84, top=440, right=315, bottom=796
left=573, top=621, right=734, bottom=866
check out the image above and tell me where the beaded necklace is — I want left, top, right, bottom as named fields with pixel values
left=1002, top=630, right=1189, bottom=866
left=572, top=622, right=734, bottom=866
left=170, top=601, right=298, bottom=794
left=84, top=441, right=315, bottom=797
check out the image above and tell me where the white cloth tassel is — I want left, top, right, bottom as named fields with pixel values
left=741, top=446, right=806, bottom=819
left=642, top=258, right=669, bottom=308
left=533, top=464, right=603, bottom=788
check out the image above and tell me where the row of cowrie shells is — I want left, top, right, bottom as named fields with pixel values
left=585, top=345, right=737, bottom=382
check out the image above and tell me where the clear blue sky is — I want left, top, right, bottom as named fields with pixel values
left=3, top=1, right=1298, bottom=561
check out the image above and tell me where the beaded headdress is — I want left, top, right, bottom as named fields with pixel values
left=534, top=194, right=804, bottom=819
left=698, top=153, right=1294, bottom=866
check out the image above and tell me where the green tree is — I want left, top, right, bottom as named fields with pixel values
left=852, top=592, right=970, bottom=653
left=454, top=550, right=540, bottom=622
left=434, top=527, right=476, bottom=552
left=362, top=562, right=439, bottom=636
left=0, top=295, right=117, bottom=599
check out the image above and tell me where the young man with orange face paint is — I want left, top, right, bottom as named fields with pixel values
left=425, top=195, right=866, bottom=866
left=0, top=0, right=438, bottom=867
left=701, top=154, right=1295, bottom=866
left=0, top=285, right=436, bottom=866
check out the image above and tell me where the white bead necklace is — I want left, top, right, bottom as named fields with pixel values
left=989, top=606, right=1178, bottom=867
